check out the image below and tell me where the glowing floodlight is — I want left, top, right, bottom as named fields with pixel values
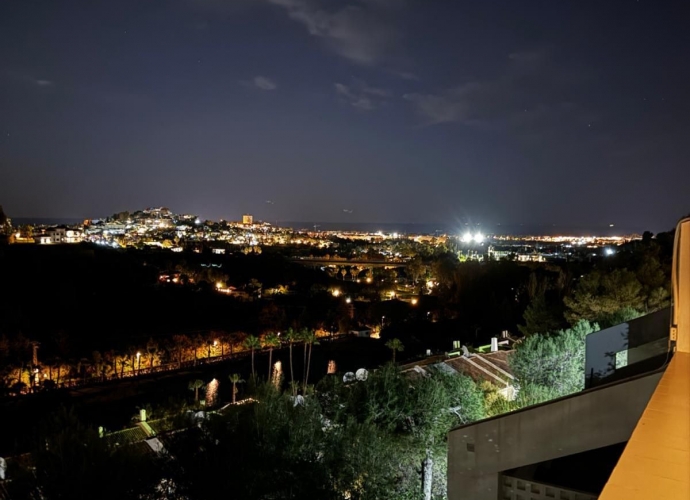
left=473, top=232, right=484, bottom=243
left=462, top=232, right=473, bottom=243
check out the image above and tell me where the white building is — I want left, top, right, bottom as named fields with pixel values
left=36, top=226, right=83, bottom=244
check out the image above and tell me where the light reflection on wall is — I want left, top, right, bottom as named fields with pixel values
left=327, top=360, right=336, bottom=374
left=205, top=378, right=219, bottom=407
left=272, top=361, right=283, bottom=388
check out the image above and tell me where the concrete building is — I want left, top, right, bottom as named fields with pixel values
left=447, top=217, right=690, bottom=500
left=242, top=214, right=253, bottom=225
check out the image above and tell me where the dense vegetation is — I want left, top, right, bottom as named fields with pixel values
left=3, top=365, right=483, bottom=500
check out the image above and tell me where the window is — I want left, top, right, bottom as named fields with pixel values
left=466, top=442, right=475, bottom=452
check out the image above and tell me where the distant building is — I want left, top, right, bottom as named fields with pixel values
left=35, top=226, right=83, bottom=244
left=242, top=214, right=253, bottom=225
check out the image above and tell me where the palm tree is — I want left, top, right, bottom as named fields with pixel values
left=192, top=334, right=205, bottom=365
left=117, top=354, right=126, bottom=379
left=92, top=351, right=105, bottom=382
left=146, top=337, right=159, bottom=370
left=206, top=339, right=213, bottom=360
left=385, top=338, right=405, bottom=363
left=228, top=373, right=244, bottom=404
left=243, top=335, right=262, bottom=378
left=229, top=332, right=247, bottom=357
left=263, top=332, right=281, bottom=380
left=126, top=348, right=138, bottom=376
left=300, top=328, right=309, bottom=388
left=218, top=332, right=231, bottom=357
left=188, top=379, right=204, bottom=404
left=350, top=265, right=358, bottom=281
left=285, top=328, right=299, bottom=395
left=53, top=358, right=62, bottom=386
left=302, top=329, right=320, bottom=393
left=171, top=334, right=189, bottom=368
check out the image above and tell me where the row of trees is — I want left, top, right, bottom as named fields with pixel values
left=242, top=327, right=322, bottom=395
left=0, top=328, right=329, bottom=396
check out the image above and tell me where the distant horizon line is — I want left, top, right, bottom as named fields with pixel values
left=11, top=215, right=644, bottom=228
left=9, top=216, right=657, bottom=236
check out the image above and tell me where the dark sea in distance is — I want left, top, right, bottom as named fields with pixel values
left=13, top=218, right=645, bottom=237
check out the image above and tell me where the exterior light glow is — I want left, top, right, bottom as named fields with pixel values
left=462, top=233, right=472, bottom=243
left=473, top=232, right=484, bottom=243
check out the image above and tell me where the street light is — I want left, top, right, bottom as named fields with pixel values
left=136, top=352, right=141, bottom=375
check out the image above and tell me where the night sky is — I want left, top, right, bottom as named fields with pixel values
left=1, top=1, right=689, bottom=231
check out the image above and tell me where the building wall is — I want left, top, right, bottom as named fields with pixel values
left=447, top=371, right=663, bottom=500
left=584, top=308, right=670, bottom=385
left=501, top=474, right=597, bottom=500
